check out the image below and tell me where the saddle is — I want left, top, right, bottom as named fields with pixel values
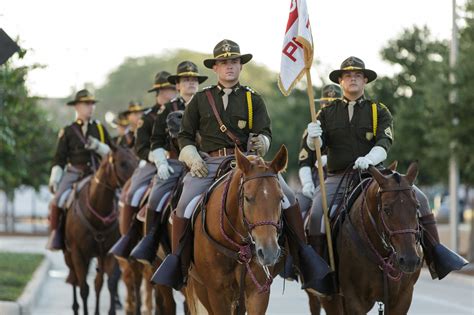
left=65, top=175, right=93, bottom=210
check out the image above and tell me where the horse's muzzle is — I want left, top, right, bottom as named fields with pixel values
left=256, top=244, right=281, bottom=267
left=397, top=253, right=422, bottom=273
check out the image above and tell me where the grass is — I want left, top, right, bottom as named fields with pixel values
left=0, top=252, right=43, bottom=301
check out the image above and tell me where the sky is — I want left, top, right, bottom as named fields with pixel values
left=1, top=0, right=462, bottom=98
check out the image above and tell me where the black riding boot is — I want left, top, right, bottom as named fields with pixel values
left=283, top=203, right=330, bottom=291
left=130, top=209, right=162, bottom=265
left=420, top=214, right=468, bottom=280
left=47, top=205, right=65, bottom=251
left=308, top=234, right=337, bottom=296
left=109, top=206, right=141, bottom=261
left=151, top=211, right=192, bottom=290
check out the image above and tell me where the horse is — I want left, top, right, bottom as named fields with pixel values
left=184, top=145, right=289, bottom=315
left=314, top=161, right=423, bottom=315
left=63, top=144, right=137, bottom=315
left=115, top=179, right=175, bottom=315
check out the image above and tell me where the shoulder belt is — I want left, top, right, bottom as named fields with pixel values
left=246, top=91, right=253, bottom=130
left=372, top=103, right=377, bottom=139
left=204, top=89, right=242, bottom=148
left=96, top=121, right=105, bottom=143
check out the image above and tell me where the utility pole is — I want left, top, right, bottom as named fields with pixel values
left=449, top=0, right=459, bottom=252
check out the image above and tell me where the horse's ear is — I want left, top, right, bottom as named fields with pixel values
left=368, top=166, right=387, bottom=185
left=388, top=160, right=398, bottom=171
left=405, top=161, right=419, bottom=186
left=235, top=145, right=251, bottom=174
left=270, top=145, right=288, bottom=173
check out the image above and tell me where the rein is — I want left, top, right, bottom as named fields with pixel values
left=356, top=177, right=421, bottom=315
left=218, top=170, right=281, bottom=294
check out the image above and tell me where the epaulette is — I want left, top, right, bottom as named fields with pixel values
left=202, top=85, right=216, bottom=91
left=242, top=86, right=259, bottom=95
left=143, top=108, right=153, bottom=115
left=378, top=102, right=390, bottom=112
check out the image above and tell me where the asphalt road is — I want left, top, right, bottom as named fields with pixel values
left=1, top=236, right=472, bottom=314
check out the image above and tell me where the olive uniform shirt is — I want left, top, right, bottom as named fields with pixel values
left=52, top=119, right=112, bottom=169
left=135, top=104, right=160, bottom=161
left=150, top=96, right=185, bottom=154
left=178, top=83, right=271, bottom=152
left=319, top=96, right=393, bottom=173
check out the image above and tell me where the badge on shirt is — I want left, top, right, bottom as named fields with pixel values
left=299, top=148, right=308, bottom=161
left=384, top=127, right=393, bottom=139
left=365, top=132, right=374, bottom=141
left=238, top=120, right=247, bottom=129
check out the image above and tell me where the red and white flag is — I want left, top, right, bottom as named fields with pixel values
left=278, top=0, right=313, bottom=96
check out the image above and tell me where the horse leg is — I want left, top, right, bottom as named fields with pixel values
left=71, top=248, right=90, bottom=315
left=184, top=277, right=212, bottom=315
left=131, top=260, right=143, bottom=315
left=388, top=285, right=416, bottom=315
left=72, top=285, right=80, bottom=315
left=244, top=289, right=270, bottom=315
left=320, top=294, right=344, bottom=315
left=143, top=264, right=154, bottom=314
left=118, top=260, right=135, bottom=315
left=206, top=287, right=233, bottom=314
left=94, top=258, right=105, bottom=315
left=305, top=290, right=321, bottom=315
left=105, top=256, right=120, bottom=315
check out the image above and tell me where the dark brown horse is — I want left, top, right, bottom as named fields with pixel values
left=317, top=162, right=423, bottom=315
left=184, top=145, right=289, bottom=315
left=63, top=145, right=137, bottom=315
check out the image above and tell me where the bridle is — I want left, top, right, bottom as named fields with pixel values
left=360, top=179, right=421, bottom=280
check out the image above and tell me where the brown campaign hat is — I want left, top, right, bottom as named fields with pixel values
left=148, top=71, right=175, bottom=93
left=67, top=89, right=98, bottom=106
left=124, top=100, right=144, bottom=115
left=167, top=61, right=208, bottom=84
left=203, top=39, right=252, bottom=69
left=113, top=111, right=129, bottom=127
left=315, top=84, right=342, bottom=103
left=329, top=56, right=377, bottom=84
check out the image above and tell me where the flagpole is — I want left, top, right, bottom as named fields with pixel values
left=305, top=68, right=335, bottom=272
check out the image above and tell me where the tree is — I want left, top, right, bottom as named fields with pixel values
left=0, top=51, right=56, bottom=200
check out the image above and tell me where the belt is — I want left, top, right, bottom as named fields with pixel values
left=208, top=147, right=236, bottom=157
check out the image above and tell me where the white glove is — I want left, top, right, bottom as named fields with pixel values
left=48, top=165, right=63, bottom=194
left=179, top=145, right=208, bottom=178
left=299, top=166, right=315, bottom=199
left=148, top=151, right=155, bottom=163
left=315, top=155, right=327, bottom=168
left=85, top=136, right=110, bottom=157
left=249, top=134, right=270, bottom=156
left=138, top=160, right=147, bottom=168
left=306, top=121, right=323, bottom=150
left=152, top=148, right=174, bottom=180
left=353, top=146, right=387, bottom=170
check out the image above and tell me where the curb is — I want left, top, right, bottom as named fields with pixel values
left=0, top=257, right=51, bottom=315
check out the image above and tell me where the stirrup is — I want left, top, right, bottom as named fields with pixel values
left=150, top=254, right=184, bottom=290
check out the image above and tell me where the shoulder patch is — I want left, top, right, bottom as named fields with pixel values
left=58, top=128, right=65, bottom=139
left=299, top=148, right=309, bottom=161
left=384, top=126, right=393, bottom=140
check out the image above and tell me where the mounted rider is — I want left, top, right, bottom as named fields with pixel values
left=116, top=101, right=145, bottom=148
left=109, top=71, right=177, bottom=259
left=130, top=61, right=208, bottom=264
left=297, top=84, right=342, bottom=218
left=151, top=39, right=329, bottom=291
left=47, top=89, right=112, bottom=250
left=305, top=56, right=468, bottom=294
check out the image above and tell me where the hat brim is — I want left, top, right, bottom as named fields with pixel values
left=203, top=53, right=253, bottom=69
left=167, top=74, right=208, bottom=85
left=329, top=69, right=377, bottom=84
left=66, top=100, right=98, bottom=106
left=147, top=85, right=176, bottom=93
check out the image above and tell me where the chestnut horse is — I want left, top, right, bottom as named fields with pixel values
left=185, top=145, right=289, bottom=315
left=317, top=162, right=423, bottom=315
left=63, top=145, right=137, bottom=315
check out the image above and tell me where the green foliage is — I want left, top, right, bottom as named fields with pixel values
left=0, top=53, right=56, bottom=198
left=0, top=252, right=43, bottom=301
left=369, top=26, right=451, bottom=185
